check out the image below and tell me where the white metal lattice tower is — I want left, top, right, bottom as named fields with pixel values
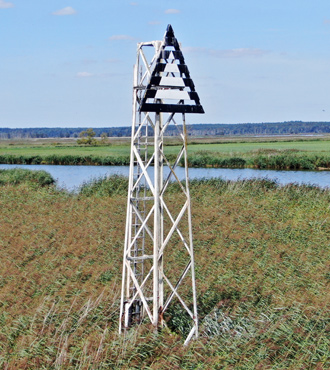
left=119, top=25, right=204, bottom=345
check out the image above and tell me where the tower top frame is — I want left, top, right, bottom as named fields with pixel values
left=137, top=24, right=204, bottom=114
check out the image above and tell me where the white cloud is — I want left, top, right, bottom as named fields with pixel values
left=0, top=0, right=14, bottom=9
left=77, top=72, right=93, bottom=78
left=109, top=34, right=134, bottom=41
left=149, top=20, right=161, bottom=25
left=52, top=6, right=77, bottom=16
left=165, top=9, right=180, bottom=14
left=183, top=47, right=205, bottom=54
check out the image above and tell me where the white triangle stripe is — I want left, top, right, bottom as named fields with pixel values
left=155, top=90, right=190, bottom=100
left=164, top=64, right=180, bottom=74
left=159, top=76, right=185, bottom=87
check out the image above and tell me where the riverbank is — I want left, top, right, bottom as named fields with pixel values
left=187, top=150, right=330, bottom=170
left=1, top=136, right=330, bottom=170
left=0, top=152, right=329, bottom=170
left=0, top=175, right=329, bottom=368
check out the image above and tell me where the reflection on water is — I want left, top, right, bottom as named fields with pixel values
left=0, top=164, right=329, bottom=191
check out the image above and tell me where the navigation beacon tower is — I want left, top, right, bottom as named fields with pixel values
left=119, top=25, right=204, bottom=345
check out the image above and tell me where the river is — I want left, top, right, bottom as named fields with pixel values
left=1, top=164, right=330, bottom=191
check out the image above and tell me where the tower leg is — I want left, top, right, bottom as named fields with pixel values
left=153, top=111, right=162, bottom=327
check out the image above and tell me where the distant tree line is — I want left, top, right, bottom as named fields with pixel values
left=186, top=122, right=330, bottom=136
left=0, top=127, right=131, bottom=139
left=1, top=121, right=330, bottom=139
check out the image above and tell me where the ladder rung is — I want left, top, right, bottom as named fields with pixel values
left=131, top=196, right=153, bottom=201
left=127, top=254, right=153, bottom=261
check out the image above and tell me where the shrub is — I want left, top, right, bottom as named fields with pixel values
left=79, top=175, right=129, bottom=197
left=0, top=169, right=55, bottom=186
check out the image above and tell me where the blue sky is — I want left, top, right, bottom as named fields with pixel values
left=1, top=0, right=330, bottom=128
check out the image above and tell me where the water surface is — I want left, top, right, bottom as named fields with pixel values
left=1, top=164, right=329, bottom=191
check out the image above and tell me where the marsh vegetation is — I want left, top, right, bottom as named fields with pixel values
left=0, top=171, right=329, bottom=369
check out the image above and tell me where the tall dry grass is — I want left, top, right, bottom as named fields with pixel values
left=0, top=175, right=329, bottom=369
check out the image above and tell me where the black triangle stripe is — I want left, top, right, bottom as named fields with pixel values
left=149, top=77, right=196, bottom=90
left=165, top=24, right=175, bottom=38
left=154, top=63, right=190, bottom=76
left=164, top=36, right=180, bottom=49
left=140, top=103, right=204, bottom=114
left=164, top=25, right=181, bottom=49
left=159, top=50, right=185, bottom=62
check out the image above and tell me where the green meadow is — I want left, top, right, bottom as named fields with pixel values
left=0, top=136, right=330, bottom=170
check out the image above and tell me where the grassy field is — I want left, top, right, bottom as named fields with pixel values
left=1, top=136, right=330, bottom=170
left=1, top=136, right=330, bottom=155
left=0, top=171, right=329, bottom=369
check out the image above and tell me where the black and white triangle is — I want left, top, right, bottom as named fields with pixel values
left=139, top=25, right=204, bottom=114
